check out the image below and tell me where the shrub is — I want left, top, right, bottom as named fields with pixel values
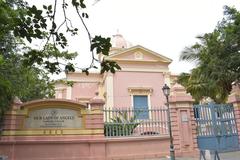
left=104, top=111, right=139, bottom=136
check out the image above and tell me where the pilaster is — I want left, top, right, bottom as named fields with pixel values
left=169, top=83, right=198, bottom=157
left=228, top=85, right=240, bottom=145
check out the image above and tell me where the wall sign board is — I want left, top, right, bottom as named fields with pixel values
left=25, top=108, right=82, bottom=128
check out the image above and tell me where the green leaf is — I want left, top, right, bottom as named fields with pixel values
left=33, top=19, right=38, bottom=23
left=26, top=36, right=32, bottom=43
left=34, top=24, right=40, bottom=28
left=80, top=0, right=86, bottom=8
left=48, top=5, right=52, bottom=10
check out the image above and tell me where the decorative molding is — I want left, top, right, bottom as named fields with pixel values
left=134, top=51, right=143, bottom=60
left=109, top=58, right=158, bottom=62
left=129, top=88, right=153, bottom=119
left=76, top=97, right=91, bottom=103
left=119, top=67, right=169, bottom=73
left=107, top=45, right=172, bottom=63
left=128, top=87, right=153, bottom=95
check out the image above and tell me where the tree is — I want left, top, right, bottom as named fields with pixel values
left=0, top=53, right=54, bottom=116
left=0, top=0, right=54, bottom=117
left=178, top=6, right=240, bottom=103
left=1, top=0, right=120, bottom=74
left=0, top=0, right=120, bottom=118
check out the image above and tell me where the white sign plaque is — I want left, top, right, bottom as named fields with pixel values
left=25, top=108, right=82, bottom=128
left=181, top=113, right=188, bottom=122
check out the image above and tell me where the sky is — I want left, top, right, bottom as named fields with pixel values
left=29, top=0, right=240, bottom=75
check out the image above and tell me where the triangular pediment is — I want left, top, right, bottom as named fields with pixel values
left=107, top=45, right=172, bottom=63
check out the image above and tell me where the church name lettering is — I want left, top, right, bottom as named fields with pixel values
left=33, top=116, right=74, bottom=120
left=25, top=108, right=82, bottom=129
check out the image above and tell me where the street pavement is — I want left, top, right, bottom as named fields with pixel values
left=144, top=150, right=240, bottom=160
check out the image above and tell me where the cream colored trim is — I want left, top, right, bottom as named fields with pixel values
left=2, top=129, right=103, bottom=136
left=130, top=94, right=133, bottom=108
left=117, top=60, right=168, bottom=65
left=76, top=97, right=91, bottom=104
left=129, top=88, right=153, bottom=119
left=5, top=110, right=28, bottom=115
left=134, top=51, right=143, bottom=60
left=98, top=82, right=105, bottom=98
left=107, top=45, right=172, bottom=63
left=163, top=72, right=171, bottom=86
left=148, top=94, right=152, bottom=119
left=119, top=67, right=169, bottom=73
left=110, top=58, right=159, bottom=63
left=66, top=79, right=101, bottom=83
left=128, top=87, right=153, bottom=95
left=66, top=72, right=101, bottom=78
left=130, top=94, right=152, bottom=119
left=105, top=73, right=114, bottom=109
left=66, top=86, right=72, bottom=99
left=55, top=87, right=67, bottom=90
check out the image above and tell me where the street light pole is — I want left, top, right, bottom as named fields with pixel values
left=162, top=84, right=175, bottom=160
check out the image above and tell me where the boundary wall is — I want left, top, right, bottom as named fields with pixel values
left=0, top=85, right=198, bottom=160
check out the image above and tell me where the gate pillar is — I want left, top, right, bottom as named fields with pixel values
left=228, top=85, right=240, bottom=147
left=169, top=83, right=198, bottom=157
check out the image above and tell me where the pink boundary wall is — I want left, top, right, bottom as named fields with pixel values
left=228, top=85, right=240, bottom=147
left=0, top=136, right=170, bottom=160
left=0, top=88, right=198, bottom=160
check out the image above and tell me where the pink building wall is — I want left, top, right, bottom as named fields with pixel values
left=55, top=45, right=171, bottom=109
left=113, top=72, right=166, bottom=108
left=119, top=62, right=168, bottom=70
left=55, top=83, right=67, bottom=99
left=71, top=82, right=99, bottom=100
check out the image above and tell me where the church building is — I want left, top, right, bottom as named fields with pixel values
left=55, top=33, right=175, bottom=111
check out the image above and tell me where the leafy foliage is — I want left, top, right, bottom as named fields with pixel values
left=104, top=111, right=139, bottom=136
left=0, top=1, right=53, bottom=118
left=0, top=54, right=54, bottom=116
left=178, top=6, right=240, bottom=103
left=4, top=0, right=120, bottom=74
left=0, top=0, right=121, bottom=119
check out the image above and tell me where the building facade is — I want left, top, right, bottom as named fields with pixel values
left=55, top=33, right=174, bottom=111
left=0, top=34, right=202, bottom=159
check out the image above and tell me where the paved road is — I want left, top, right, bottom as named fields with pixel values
left=144, top=150, right=240, bottom=160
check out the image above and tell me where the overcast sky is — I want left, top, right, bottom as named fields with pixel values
left=29, top=0, right=240, bottom=75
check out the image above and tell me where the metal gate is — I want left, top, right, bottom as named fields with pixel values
left=194, top=103, right=239, bottom=152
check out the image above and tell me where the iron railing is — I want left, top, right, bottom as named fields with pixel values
left=194, top=104, right=238, bottom=136
left=103, top=107, right=169, bottom=137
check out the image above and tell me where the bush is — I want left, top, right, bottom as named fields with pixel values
left=104, top=122, right=139, bottom=136
left=104, top=111, right=139, bottom=136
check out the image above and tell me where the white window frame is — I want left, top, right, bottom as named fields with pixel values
left=128, top=87, right=153, bottom=119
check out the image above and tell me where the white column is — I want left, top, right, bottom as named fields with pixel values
left=163, top=72, right=171, bottom=86
left=106, top=73, right=114, bottom=108
left=66, top=86, right=72, bottom=100
left=147, top=94, right=152, bottom=119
